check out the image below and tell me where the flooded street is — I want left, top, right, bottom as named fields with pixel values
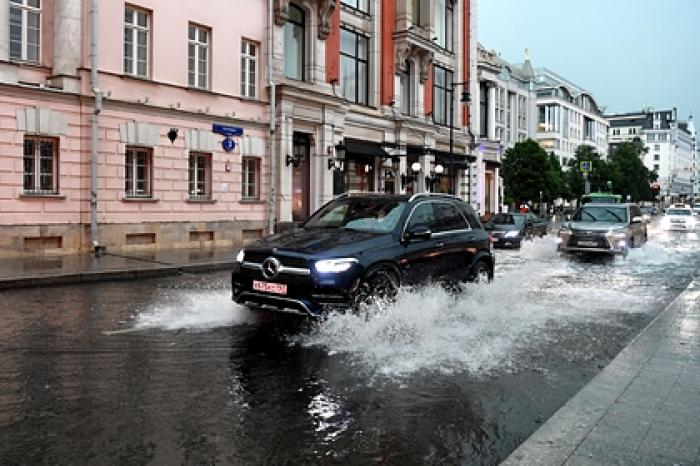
left=1, top=223, right=698, bottom=465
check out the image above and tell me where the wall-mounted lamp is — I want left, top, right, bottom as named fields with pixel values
left=286, top=154, right=301, bottom=168
left=328, top=158, right=344, bottom=171
left=167, top=128, right=178, bottom=144
left=425, top=163, right=445, bottom=192
left=401, top=161, right=422, bottom=188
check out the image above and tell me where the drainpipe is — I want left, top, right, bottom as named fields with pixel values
left=267, top=0, right=276, bottom=235
left=89, top=0, right=102, bottom=256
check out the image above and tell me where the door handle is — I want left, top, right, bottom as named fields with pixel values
left=436, top=242, right=445, bottom=248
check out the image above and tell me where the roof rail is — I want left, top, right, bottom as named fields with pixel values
left=335, top=191, right=401, bottom=198
left=408, top=192, right=462, bottom=203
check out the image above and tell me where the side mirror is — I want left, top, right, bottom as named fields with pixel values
left=405, top=225, right=432, bottom=241
left=631, top=216, right=643, bottom=224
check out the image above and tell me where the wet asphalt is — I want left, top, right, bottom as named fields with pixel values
left=0, top=224, right=698, bottom=465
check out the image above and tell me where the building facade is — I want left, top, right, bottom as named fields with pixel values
left=475, top=44, right=537, bottom=213
left=533, top=67, right=609, bottom=168
left=607, top=108, right=695, bottom=198
left=0, top=0, right=272, bottom=258
left=270, top=0, right=477, bottom=226
left=0, top=0, right=478, bottom=257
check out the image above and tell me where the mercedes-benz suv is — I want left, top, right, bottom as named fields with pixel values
left=557, top=203, right=647, bottom=256
left=231, top=193, right=494, bottom=317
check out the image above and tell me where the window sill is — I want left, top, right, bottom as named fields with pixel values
left=20, top=193, right=65, bottom=200
left=240, top=95, right=260, bottom=103
left=187, top=86, right=212, bottom=94
left=120, top=73, right=153, bottom=83
left=122, top=197, right=159, bottom=203
left=186, top=198, right=217, bottom=204
left=240, top=198, right=264, bottom=204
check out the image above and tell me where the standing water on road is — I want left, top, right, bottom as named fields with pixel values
left=1, top=226, right=698, bottom=464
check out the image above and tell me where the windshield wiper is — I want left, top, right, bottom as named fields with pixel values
left=583, top=211, right=597, bottom=221
left=605, top=209, right=624, bottom=222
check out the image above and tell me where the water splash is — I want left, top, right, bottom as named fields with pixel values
left=133, top=290, right=256, bottom=331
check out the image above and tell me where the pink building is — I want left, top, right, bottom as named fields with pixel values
left=0, top=0, right=270, bottom=257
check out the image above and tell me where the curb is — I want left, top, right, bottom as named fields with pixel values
left=502, top=276, right=699, bottom=465
left=0, top=261, right=235, bottom=290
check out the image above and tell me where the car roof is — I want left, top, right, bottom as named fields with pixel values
left=335, top=192, right=467, bottom=204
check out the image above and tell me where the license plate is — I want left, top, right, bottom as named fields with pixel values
left=578, top=240, right=598, bottom=247
left=252, top=280, right=288, bottom=295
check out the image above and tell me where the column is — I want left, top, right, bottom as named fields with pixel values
left=51, top=0, right=82, bottom=91
left=494, top=166, right=501, bottom=212
left=487, top=84, right=496, bottom=140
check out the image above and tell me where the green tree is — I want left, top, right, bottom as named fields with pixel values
left=566, top=145, right=615, bottom=200
left=544, top=152, right=566, bottom=202
left=607, top=139, right=656, bottom=201
left=501, top=139, right=547, bottom=206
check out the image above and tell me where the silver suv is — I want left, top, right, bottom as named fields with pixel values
left=557, top=203, right=648, bottom=256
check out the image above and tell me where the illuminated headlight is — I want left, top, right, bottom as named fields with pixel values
left=617, top=240, right=627, bottom=249
left=504, top=230, right=519, bottom=238
left=314, top=258, right=358, bottom=273
left=236, top=250, right=245, bottom=263
left=607, top=232, right=627, bottom=239
left=555, top=237, right=563, bottom=244
left=559, top=228, right=573, bottom=236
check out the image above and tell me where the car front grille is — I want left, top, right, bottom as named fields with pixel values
left=568, top=232, right=609, bottom=249
left=244, top=251, right=310, bottom=269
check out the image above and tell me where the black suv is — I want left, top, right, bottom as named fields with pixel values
left=231, top=193, right=494, bottom=317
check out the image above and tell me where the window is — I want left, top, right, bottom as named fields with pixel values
left=284, top=4, right=305, bottom=80
left=653, top=164, right=660, bottom=172
left=407, top=202, right=436, bottom=230
left=241, top=40, right=257, bottom=98
left=242, top=157, right=260, bottom=199
left=125, top=147, right=153, bottom=198
left=433, top=65, right=453, bottom=126
left=654, top=144, right=660, bottom=151
left=411, top=0, right=421, bottom=26
left=341, top=0, right=369, bottom=13
left=433, top=202, right=468, bottom=232
left=399, top=61, right=411, bottom=115
left=9, top=0, right=41, bottom=63
left=23, top=136, right=58, bottom=194
left=124, top=6, right=149, bottom=77
left=189, top=153, right=212, bottom=199
left=340, top=29, right=369, bottom=105
left=188, top=24, right=209, bottom=89
left=654, top=154, right=660, bottom=161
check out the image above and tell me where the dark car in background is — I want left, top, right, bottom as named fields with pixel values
left=557, top=203, right=647, bottom=256
left=485, top=213, right=547, bottom=249
left=231, top=193, right=494, bottom=317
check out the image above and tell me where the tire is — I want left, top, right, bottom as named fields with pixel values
left=469, top=261, right=491, bottom=284
left=353, top=266, right=400, bottom=309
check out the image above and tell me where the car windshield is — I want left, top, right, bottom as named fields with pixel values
left=574, top=206, right=628, bottom=223
left=492, top=214, right=524, bottom=225
left=304, top=198, right=407, bottom=232
left=668, top=209, right=692, bottom=216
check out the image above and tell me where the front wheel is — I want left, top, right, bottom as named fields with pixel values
left=353, top=266, right=400, bottom=309
left=469, top=261, right=492, bottom=284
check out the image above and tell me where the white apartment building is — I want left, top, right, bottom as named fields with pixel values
left=533, top=68, right=609, bottom=168
left=475, top=45, right=537, bottom=213
left=607, top=109, right=695, bottom=197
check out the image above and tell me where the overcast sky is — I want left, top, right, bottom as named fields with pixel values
left=477, top=0, right=700, bottom=122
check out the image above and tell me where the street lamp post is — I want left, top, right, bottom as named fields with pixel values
left=449, top=81, right=471, bottom=195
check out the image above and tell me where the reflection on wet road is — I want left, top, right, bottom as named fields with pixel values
left=1, top=223, right=698, bottom=464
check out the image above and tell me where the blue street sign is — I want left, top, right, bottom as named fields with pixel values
left=212, top=124, right=244, bottom=137
left=580, top=161, right=592, bottom=173
left=221, top=137, right=236, bottom=152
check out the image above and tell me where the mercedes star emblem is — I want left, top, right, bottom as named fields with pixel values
left=261, top=257, right=281, bottom=279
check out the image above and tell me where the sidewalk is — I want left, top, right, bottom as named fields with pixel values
left=0, top=248, right=239, bottom=289
left=503, top=277, right=700, bottom=465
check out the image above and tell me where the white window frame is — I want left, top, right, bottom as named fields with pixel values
left=123, top=5, right=149, bottom=78
left=125, top=146, right=153, bottom=198
left=240, top=39, right=257, bottom=99
left=242, top=157, right=260, bottom=200
left=9, top=0, right=41, bottom=63
left=189, top=152, right=212, bottom=199
left=23, top=136, right=58, bottom=194
left=188, top=24, right=210, bottom=89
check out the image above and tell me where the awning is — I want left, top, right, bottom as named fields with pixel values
left=434, top=150, right=477, bottom=168
left=343, top=139, right=389, bottom=158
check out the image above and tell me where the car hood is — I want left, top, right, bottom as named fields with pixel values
left=565, top=221, right=626, bottom=232
left=246, top=227, right=388, bottom=256
left=485, top=223, right=522, bottom=232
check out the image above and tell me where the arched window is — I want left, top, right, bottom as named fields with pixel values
left=284, top=4, right=305, bottom=80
